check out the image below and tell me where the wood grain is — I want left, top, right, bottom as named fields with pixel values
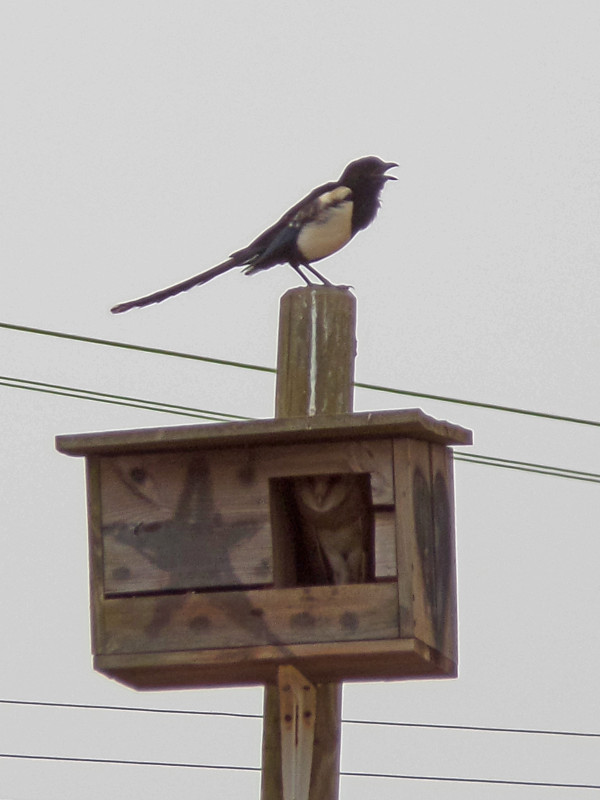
left=267, top=287, right=358, bottom=800
left=98, top=583, right=399, bottom=655
left=94, top=636, right=455, bottom=689
left=99, top=438, right=394, bottom=595
left=100, top=449, right=273, bottom=594
left=56, top=407, right=472, bottom=457
left=430, top=443, right=458, bottom=663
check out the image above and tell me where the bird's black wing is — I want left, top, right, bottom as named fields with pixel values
left=238, top=181, right=353, bottom=272
left=110, top=179, right=353, bottom=313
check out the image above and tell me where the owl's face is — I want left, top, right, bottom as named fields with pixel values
left=293, top=474, right=354, bottom=512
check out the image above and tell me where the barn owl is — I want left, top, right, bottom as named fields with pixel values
left=292, top=474, right=371, bottom=584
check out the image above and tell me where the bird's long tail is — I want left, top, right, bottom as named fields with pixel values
left=110, top=257, right=238, bottom=313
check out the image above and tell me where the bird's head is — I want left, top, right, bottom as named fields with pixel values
left=339, top=156, right=397, bottom=189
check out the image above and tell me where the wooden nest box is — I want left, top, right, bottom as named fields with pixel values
left=56, top=409, right=471, bottom=690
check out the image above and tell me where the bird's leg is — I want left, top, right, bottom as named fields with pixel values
left=302, top=263, right=334, bottom=286
left=292, top=265, right=316, bottom=285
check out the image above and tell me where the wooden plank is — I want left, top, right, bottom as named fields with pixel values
left=256, top=438, right=394, bottom=506
left=430, top=444, right=458, bottom=664
left=275, top=286, right=356, bottom=418
left=278, top=665, right=316, bottom=800
left=268, top=287, right=356, bottom=800
left=94, top=636, right=456, bottom=689
left=56, top=407, right=472, bottom=457
left=100, top=450, right=273, bottom=594
left=98, top=583, right=399, bottom=655
left=392, top=438, right=431, bottom=642
left=409, top=440, right=438, bottom=652
left=393, top=439, right=458, bottom=666
left=373, top=509, right=397, bottom=579
left=86, top=457, right=105, bottom=656
left=99, top=439, right=393, bottom=595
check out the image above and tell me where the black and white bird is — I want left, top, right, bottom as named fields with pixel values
left=111, top=155, right=397, bottom=313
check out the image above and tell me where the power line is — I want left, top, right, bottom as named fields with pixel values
left=0, top=698, right=259, bottom=721
left=343, top=716, right=600, bottom=739
left=455, top=451, right=600, bottom=485
left=0, top=376, right=249, bottom=423
left=354, top=379, right=600, bottom=430
left=2, top=698, right=599, bottom=739
left=3, top=320, right=599, bottom=429
left=342, top=769, right=600, bottom=790
left=0, top=752, right=258, bottom=772
left=0, top=321, right=275, bottom=375
left=2, top=373, right=598, bottom=487
left=1, top=752, right=598, bottom=790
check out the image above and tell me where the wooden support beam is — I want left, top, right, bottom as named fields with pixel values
left=278, top=666, right=316, bottom=800
left=261, top=285, right=356, bottom=800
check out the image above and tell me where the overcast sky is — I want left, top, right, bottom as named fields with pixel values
left=1, top=2, right=599, bottom=798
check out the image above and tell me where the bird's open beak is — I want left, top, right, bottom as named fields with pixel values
left=384, top=161, right=398, bottom=180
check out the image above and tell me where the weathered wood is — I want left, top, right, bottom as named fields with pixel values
left=93, top=636, right=454, bottom=689
left=97, top=438, right=394, bottom=595
left=82, top=423, right=460, bottom=686
left=278, top=666, right=316, bottom=800
left=392, top=438, right=459, bottom=664
left=99, top=440, right=393, bottom=516
left=306, top=672, right=342, bottom=800
left=275, top=286, right=356, bottom=418
left=430, top=443, right=458, bottom=663
left=97, top=583, right=399, bottom=655
left=99, top=448, right=273, bottom=594
left=56, top=407, right=472, bottom=456
left=391, top=439, right=415, bottom=639
left=85, top=436, right=459, bottom=687
left=393, top=438, right=432, bottom=644
left=56, top=283, right=465, bottom=759
left=261, top=685, right=284, bottom=800
left=263, top=286, right=358, bottom=800
left=373, top=508, right=398, bottom=580
left=259, top=438, right=394, bottom=505
left=86, top=457, right=104, bottom=654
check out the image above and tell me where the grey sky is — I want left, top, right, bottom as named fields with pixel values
left=1, top=2, right=599, bottom=797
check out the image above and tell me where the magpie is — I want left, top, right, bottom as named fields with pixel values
left=111, top=155, right=397, bottom=313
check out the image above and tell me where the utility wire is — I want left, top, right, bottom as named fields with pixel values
left=0, top=376, right=249, bottom=423
left=354, top=380, right=600, bottom=430
left=2, top=698, right=599, bottom=739
left=455, top=451, right=600, bottom=485
left=3, top=325, right=599, bottom=787
left=0, top=752, right=258, bottom=772
left=0, top=698, right=259, bottom=721
left=342, top=769, right=600, bottom=790
left=0, top=322, right=275, bottom=375
left=343, top=716, right=600, bottom=739
left=2, top=375, right=598, bottom=486
left=0, top=752, right=598, bottom=790
left=2, top=320, right=599, bottom=429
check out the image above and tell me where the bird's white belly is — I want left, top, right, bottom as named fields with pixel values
left=297, top=201, right=353, bottom=262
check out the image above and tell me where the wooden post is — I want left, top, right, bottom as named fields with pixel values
left=278, top=666, right=317, bottom=800
left=261, top=285, right=356, bottom=800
